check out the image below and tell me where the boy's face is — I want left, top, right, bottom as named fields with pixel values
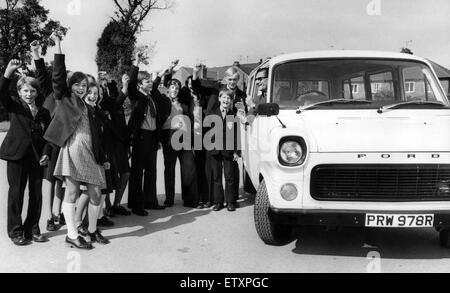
left=19, top=84, right=38, bottom=105
left=139, top=78, right=152, bottom=94
left=72, top=79, right=88, bottom=99
left=85, top=86, right=99, bottom=106
left=226, top=73, right=239, bottom=90
left=219, top=93, right=234, bottom=110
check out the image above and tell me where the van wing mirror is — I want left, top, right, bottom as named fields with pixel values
left=257, top=103, right=279, bottom=116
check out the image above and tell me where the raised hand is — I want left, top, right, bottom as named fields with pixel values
left=122, top=74, right=130, bottom=87
left=193, top=63, right=202, bottom=74
left=50, top=31, right=61, bottom=44
left=4, top=59, right=22, bottom=78
left=30, top=40, right=41, bottom=59
left=170, top=59, right=179, bottom=70
left=193, top=63, right=202, bottom=79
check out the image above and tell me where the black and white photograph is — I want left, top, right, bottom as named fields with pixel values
left=0, top=0, right=450, bottom=278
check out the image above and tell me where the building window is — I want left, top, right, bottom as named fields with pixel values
left=351, top=84, right=358, bottom=94
left=372, top=83, right=382, bottom=93
left=405, top=82, right=415, bottom=93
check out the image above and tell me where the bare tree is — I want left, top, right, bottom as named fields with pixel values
left=112, top=0, right=173, bottom=35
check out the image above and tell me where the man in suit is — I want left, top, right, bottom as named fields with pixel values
left=127, top=54, right=165, bottom=216
left=1, top=59, right=52, bottom=245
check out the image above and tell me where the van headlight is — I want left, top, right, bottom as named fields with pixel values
left=278, top=137, right=307, bottom=166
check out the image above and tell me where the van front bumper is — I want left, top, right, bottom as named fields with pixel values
left=269, top=208, right=450, bottom=228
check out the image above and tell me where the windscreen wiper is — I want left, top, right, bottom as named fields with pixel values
left=296, top=99, right=372, bottom=114
left=377, top=101, right=450, bottom=114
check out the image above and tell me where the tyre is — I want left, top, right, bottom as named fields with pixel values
left=440, top=229, right=450, bottom=248
left=254, top=179, right=293, bottom=245
left=243, top=169, right=257, bottom=194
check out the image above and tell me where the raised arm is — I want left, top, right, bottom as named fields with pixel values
left=127, top=53, right=140, bottom=101
left=31, top=41, right=52, bottom=98
left=116, top=73, right=129, bottom=106
left=51, top=32, right=67, bottom=100
left=0, top=59, right=22, bottom=111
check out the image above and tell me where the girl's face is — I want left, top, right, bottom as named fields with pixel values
left=169, top=83, right=180, bottom=99
left=85, top=86, right=99, bottom=106
left=19, top=84, right=38, bottom=105
left=219, top=93, right=233, bottom=109
left=72, top=79, right=88, bottom=99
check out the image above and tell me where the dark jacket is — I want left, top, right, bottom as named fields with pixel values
left=206, top=83, right=247, bottom=114
left=0, top=76, right=51, bottom=161
left=100, top=87, right=128, bottom=146
left=127, top=65, right=161, bottom=143
left=205, top=105, right=241, bottom=158
left=44, top=54, right=107, bottom=165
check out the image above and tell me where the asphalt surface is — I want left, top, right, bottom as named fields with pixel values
left=0, top=133, right=450, bottom=273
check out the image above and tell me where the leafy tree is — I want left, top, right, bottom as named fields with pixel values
left=0, top=0, right=68, bottom=66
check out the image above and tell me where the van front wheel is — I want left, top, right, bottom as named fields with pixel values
left=254, top=180, right=293, bottom=245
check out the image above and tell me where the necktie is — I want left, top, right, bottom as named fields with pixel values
left=148, top=98, right=156, bottom=117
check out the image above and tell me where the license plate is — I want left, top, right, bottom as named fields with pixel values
left=365, top=214, right=434, bottom=228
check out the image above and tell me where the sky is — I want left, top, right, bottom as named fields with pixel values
left=40, top=0, right=450, bottom=76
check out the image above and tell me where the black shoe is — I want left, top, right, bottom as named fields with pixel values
left=105, top=208, right=116, bottom=218
left=77, top=224, right=89, bottom=236
left=196, top=203, right=204, bottom=209
left=30, top=234, right=49, bottom=243
left=97, top=216, right=114, bottom=227
left=203, top=202, right=214, bottom=208
left=65, top=236, right=93, bottom=250
left=47, top=217, right=60, bottom=232
left=227, top=202, right=236, bottom=212
left=132, top=209, right=149, bottom=216
left=58, top=213, right=66, bottom=226
left=234, top=201, right=240, bottom=209
left=213, top=203, right=224, bottom=211
left=11, top=236, right=31, bottom=246
left=112, top=205, right=131, bottom=216
left=88, top=229, right=110, bottom=245
left=164, top=201, right=174, bottom=208
left=145, top=204, right=166, bottom=210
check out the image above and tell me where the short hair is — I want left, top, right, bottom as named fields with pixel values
left=219, top=88, right=235, bottom=100
left=17, top=76, right=40, bottom=93
left=137, top=71, right=151, bottom=84
left=86, top=74, right=96, bottom=84
left=224, top=66, right=240, bottom=79
left=168, top=79, right=181, bottom=90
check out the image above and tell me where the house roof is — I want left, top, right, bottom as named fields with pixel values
left=428, top=59, right=450, bottom=79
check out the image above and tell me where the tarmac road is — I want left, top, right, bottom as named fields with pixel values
left=0, top=133, right=449, bottom=273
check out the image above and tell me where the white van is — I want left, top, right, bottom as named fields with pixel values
left=242, top=51, right=450, bottom=247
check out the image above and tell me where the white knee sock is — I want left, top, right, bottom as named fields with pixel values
left=98, top=194, right=106, bottom=220
left=62, top=202, right=78, bottom=239
left=88, top=204, right=101, bottom=234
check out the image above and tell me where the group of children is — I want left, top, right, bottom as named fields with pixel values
left=1, top=32, right=248, bottom=250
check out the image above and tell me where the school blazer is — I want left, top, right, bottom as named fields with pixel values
left=44, top=54, right=106, bottom=164
left=126, top=65, right=161, bottom=143
left=205, top=106, right=241, bottom=158
left=0, top=76, right=51, bottom=161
